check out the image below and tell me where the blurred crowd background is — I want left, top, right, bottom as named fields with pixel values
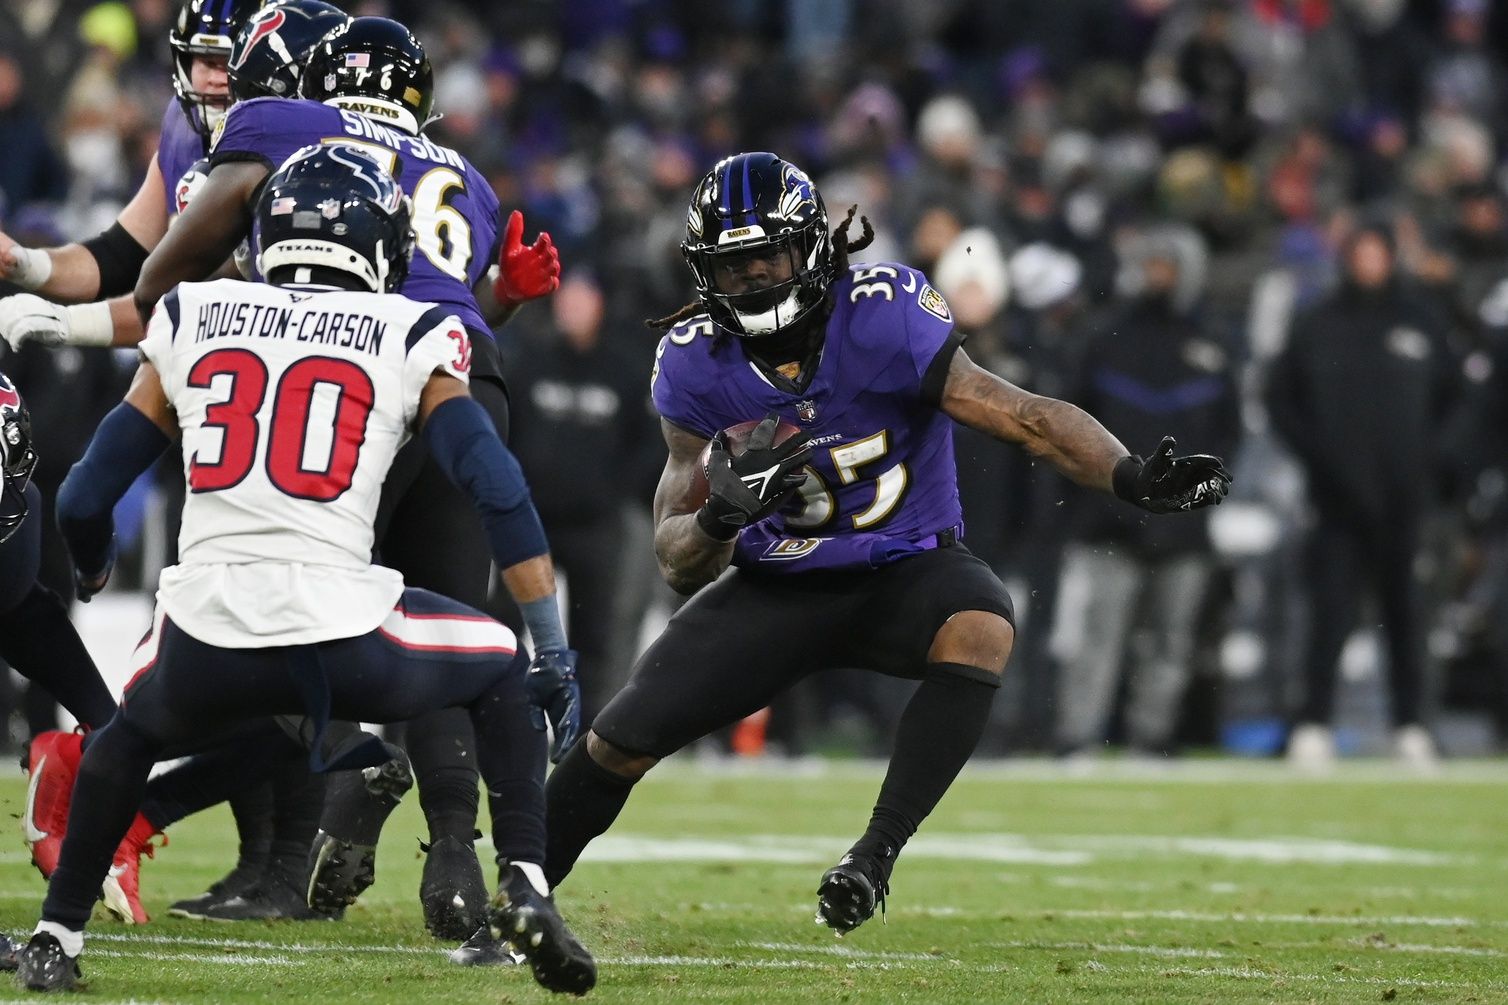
left=4, top=0, right=1508, bottom=764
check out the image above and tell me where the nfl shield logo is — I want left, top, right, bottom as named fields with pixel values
left=318, top=198, right=341, bottom=220
left=797, top=400, right=817, bottom=423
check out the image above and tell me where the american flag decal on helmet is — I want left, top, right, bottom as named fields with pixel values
left=344, top=52, right=370, bottom=68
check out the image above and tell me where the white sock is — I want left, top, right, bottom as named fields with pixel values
left=34, top=921, right=82, bottom=958
left=514, top=861, right=549, bottom=897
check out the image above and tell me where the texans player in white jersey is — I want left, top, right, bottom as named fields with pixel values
left=12, top=144, right=593, bottom=997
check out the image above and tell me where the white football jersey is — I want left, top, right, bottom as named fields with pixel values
left=138, top=278, right=471, bottom=647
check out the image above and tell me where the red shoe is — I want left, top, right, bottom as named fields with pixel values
left=22, top=731, right=84, bottom=879
left=101, top=813, right=164, bottom=925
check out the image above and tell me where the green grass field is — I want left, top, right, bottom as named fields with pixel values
left=0, top=759, right=1503, bottom=1004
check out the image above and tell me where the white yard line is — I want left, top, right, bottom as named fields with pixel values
left=577, top=831, right=1463, bottom=868
left=91, top=948, right=308, bottom=966
left=1008, top=907, right=1505, bottom=928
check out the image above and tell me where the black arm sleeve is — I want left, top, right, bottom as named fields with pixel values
left=82, top=223, right=150, bottom=299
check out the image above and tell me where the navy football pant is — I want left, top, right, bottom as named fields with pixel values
left=42, top=588, right=544, bottom=931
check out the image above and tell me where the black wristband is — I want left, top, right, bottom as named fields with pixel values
left=82, top=222, right=150, bottom=299
left=1112, top=455, right=1143, bottom=504
left=695, top=505, right=740, bottom=542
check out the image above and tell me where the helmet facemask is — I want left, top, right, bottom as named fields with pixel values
left=684, top=224, right=832, bottom=337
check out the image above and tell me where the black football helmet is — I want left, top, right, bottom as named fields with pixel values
left=253, top=143, right=414, bottom=293
left=228, top=0, right=350, bottom=102
left=170, top=0, right=263, bottom=139
left=299, top=17, right=434, bottom=135
left=0, top=372, right=36, bottom=545
left=681, top=152, right=835, bottom=337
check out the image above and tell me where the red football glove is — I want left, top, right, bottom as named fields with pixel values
left=493, top=209, right=560, bottom=307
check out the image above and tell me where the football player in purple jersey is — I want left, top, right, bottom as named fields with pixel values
left=540, top=152, right=1232, bottom=935
left=0, top=0, right=265, bottom=352
left=133, top=17, right=563, bottom=944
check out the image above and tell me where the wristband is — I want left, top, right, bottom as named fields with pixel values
left=8, top=247, right=53, bottom=290
left=695, top=505, right=740, bottom=542
left=519, top=594, right=567, bottom=654
left=1112, top=455, right=1142, bottom=504
left=61, top=302, right=115, bottom=347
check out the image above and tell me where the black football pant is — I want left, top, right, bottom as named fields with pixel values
left=371, top=367, right=511, bottom=845
left=0, top=484, right=115, bottom=730
left=42, top=590, right=544, bottom=932
left=545, top=547, right=1014, bottom=887
left=1298, top=515, right=1426, bottom=727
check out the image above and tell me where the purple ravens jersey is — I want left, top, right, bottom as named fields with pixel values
left=209, top=97, right=501, bottom=336
left=651, top=263, right=966, bottom=573
left=158, top=98, right=207, bottom=219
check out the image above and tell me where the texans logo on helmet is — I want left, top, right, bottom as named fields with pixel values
left=231, top=7, right=286, bottom=71
left=0, top=385, right=18, bottom=410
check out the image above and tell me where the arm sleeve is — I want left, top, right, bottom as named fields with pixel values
left=422, top=395, right=549, bottom=569
left=56, top=403, right=173, bottom=576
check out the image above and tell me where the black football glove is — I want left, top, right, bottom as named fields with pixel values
left=696, top=413, right=812, bottom=541
left=1113, top=436, right=1232, bottom=514
left=525, top=648, right=581, bottom=763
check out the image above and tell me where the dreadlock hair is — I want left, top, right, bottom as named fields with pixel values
left=645, top=205, right=876, bottom=331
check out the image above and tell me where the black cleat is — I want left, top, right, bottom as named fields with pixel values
left=489, top=864, right=596, bottom=995
left=169, top=862, right=264, bottom=920
left=308, top=750, right=413, bottom=914
left=419, top=835, right=489, bottom=941
left=816, top=848, right=893, bottom=936
left=14, top=934, right=81, bottom=992
left=448, top=923, right=525, bottom=967
left=202, top=871, right=343, bottom=922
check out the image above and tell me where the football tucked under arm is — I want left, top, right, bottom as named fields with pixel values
left=685, top=416, right=808, bottom=509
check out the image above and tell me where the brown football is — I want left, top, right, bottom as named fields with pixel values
left=687, top=418, right=805, bottom=508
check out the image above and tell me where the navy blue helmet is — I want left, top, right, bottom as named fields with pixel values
left=170, top=0, right=263, bottom=139
left=228, top=0, right=351, bottom=102
left=253, top=143, right=414, bottom=293
left=300, top=17, right=434, bottom=135
left=681, top=152, right=834, bottom=337
left=0, top=372, right=36, bottom=544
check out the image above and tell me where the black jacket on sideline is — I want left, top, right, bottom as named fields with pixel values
left=1265, top=281, right=1459, bottom=532
left=506, top=332, right=661, bottom=526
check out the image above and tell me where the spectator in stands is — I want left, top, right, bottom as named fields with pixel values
left=504, top=270, right=659, bottom=721
left=1053, top=228, right=1239, bottom=759
left=1267, top=222, right=1459, bottom=769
